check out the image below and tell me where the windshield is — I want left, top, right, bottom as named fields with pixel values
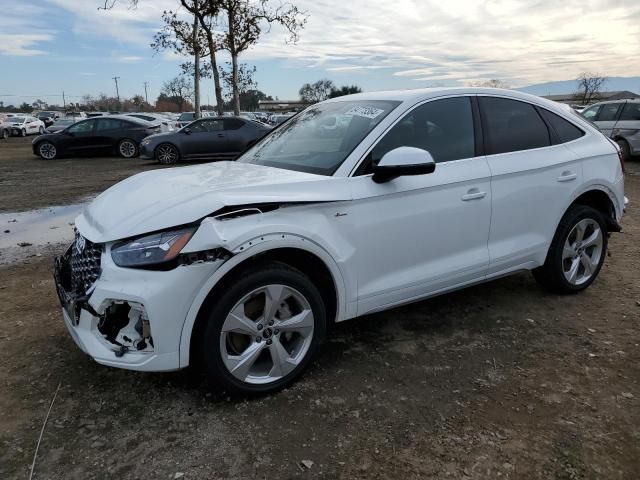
left=179, top=113, right=194, bottom=121
left=11, top=117, right=26, bottom=123
left=237, top=100, right=400, bottom=175
left=54, top=119, right=74, bottom=126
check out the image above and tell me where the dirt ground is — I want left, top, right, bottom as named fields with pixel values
left=0, top=137, right=639, bottom=479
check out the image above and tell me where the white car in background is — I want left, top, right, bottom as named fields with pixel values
left=125, top=113, right=175, bottom=132
left=7, top=116, right=45, bottom=136
left=54, top=88, right=624, bottom=395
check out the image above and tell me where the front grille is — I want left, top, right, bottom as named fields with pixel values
left=70, top=232, right=102, bottom=294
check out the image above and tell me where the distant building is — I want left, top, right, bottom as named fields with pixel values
left=258, top=100, right=310, bottom=112
left=543, top=90, right=640, bottom=105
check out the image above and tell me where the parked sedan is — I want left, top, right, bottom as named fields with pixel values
left=36, top=111, right=60, bottom=127
left=140, top=116, right=271, bottom=164
left=45, top=118, right=77, bottom=134
left=53, top=88, right=624, bottom=395
left=32, top=115, right=160, bottom=160
left=125, top=113, right=174, bottom=132
left=0, top=117, right=10, bottom=140
left=8, top=116, right=45, bottom=136
left=581, top=99, right=640, bottom=161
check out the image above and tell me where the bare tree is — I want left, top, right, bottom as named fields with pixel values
left=221, top=63, right=257, bottom=102
left=161, top=75, right=194, bottom=111
left=575, top=73, right=607, bottom=105
left=216, top=0, right=307, bottom=115
left=467, top=79, right=510, bottom=88
left=299, top=79, right=335, bottom=103
left=152, top=6, right=210, bottom=118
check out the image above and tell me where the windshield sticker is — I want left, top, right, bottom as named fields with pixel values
left=345, top=106, right=385, bottom=119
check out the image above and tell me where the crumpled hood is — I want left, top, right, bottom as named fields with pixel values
left=75, top=161, right=351, bottom=243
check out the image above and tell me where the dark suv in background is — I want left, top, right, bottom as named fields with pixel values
left=581, top=99, right=640, bottom=161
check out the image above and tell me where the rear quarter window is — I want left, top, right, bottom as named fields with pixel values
left=539, top=109, right=585, bottom=143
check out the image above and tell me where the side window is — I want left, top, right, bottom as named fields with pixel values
left=67, top=120, right=94, bottom=133
left=539, top=109, right=584, bottom=143
left=369, top=97, right=475, bottom=168
left=620, top=102, right=640, bottom=121
left=200, top=119, right=224, bottom=132
left=96, top=119, right=123, bottom=131
left=224, top=118, right=245, bottom=130
left=480, top=97, right=550, bottom=154
left=598, top=103, right=622, bottom=121
left=581, top=105, right=601, bottom=120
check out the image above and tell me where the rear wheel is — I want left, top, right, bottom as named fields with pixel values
left=1, top=129, right=7, bottom=140
left=616, top=138, right=631, bottom=162
left=199, top=262, right=326, bottom=395
left=156, top=143, right=180, bottom=165
left=37, top=141, right=57, bottom=160
left=118, top=138, right=138, bottom=158
left=21, top=128, right=26, bottom=137
left=533, top=205, right=608, bottom=293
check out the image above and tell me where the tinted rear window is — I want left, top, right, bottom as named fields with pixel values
left=620, top=102, right=640, bottom=121
left=480, top=97, right=550, bottom=154
left=224, top=118, right=245, bottom=130
left=539, top=109, right=584, bottom=143
left=598, top=103, right=622, bottom=121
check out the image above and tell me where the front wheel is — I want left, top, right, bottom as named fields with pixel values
left=1, top=129, right=8, bottom=140
left=21, top=128, right=26, bottom=137
left=155, top=143, right=180, bottom=164
left=199, top=262, right=327, bottom=395
left=37, top=141, right=58, bottom=159
left=118, top=138, right=138, bottom=158
left=616, top=138, right=631, bottom=163
left=533, top=205, right=608, bottom=293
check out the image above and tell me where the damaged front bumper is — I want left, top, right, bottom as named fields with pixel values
left=53, top=241, right=225, bottom=372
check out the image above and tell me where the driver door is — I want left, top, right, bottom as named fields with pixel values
left=344, top=96, right=492, bottom=315
left=61, top=119, right=96, bottom=154
left=182, top=119, right=226, bottom=159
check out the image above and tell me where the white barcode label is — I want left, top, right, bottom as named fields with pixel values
left=345, top=106, right=385, bottom=119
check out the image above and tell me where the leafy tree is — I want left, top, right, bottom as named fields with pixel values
left=19, top=102, right=33, bottom=113
left=214, top=0, right=307, bottom=115
left=299, top=79, right=335, bottom=103
left=328, top=85, right=362, bottom=98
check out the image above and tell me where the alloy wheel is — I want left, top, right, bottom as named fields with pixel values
left=157, top=144, right=178, bottom=164
left=21, top=129, right=26, bottom=137
left=119, top=140, right=136, bottom=158
left=39, top=142, right=57, bottom=159
left=562, top=218, right=603, bottom=286
left=220, top=284, right=314, bottom=385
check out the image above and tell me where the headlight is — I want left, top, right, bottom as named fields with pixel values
left=141, top=138, right=152, bottom=146
left=111, top=227, right=196, bottom=268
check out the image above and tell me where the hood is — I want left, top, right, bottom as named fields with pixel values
left=75, top=161, right=351, bottom=243
left=146, top=131, right=176, bottom=141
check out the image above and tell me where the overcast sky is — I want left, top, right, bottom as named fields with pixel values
left=1, top=0, right=639, bottom=106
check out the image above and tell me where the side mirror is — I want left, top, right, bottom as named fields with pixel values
left=182, top=128, right=191, bottom=135
left=372, top=147, right=436, bottom=183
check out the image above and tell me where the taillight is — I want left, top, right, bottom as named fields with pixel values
left=618, top=149, right=625, bottom=173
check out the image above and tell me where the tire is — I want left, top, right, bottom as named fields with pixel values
left=37, top=141, right=58, bottom=160
left=21, top=128, right=26, bottom=137
left=118, top=138, right=138, bottom=158
left=155, top=143, right=180, bottom=165
left=199, top=261, right=327, bottom=396
left=615, top=138, right=631, bottom=163
left=1, top=129, right=7, bottom=140
left=532, top=205, right=608, bottom=294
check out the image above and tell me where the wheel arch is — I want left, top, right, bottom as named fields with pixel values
left=569, top=186, right=621, bottom=232
left=178, top=241, right=347, bottom=368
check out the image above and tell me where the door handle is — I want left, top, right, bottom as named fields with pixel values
left=461, top=188, right=487, bottom=201
left=557, top=171, right=577, bottom=182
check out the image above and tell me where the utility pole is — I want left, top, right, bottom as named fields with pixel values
left=62, top=91, right=66, bottom=111
left=143, top=81, right=149, bottom=111
left=112, top=76, right=120, bottom=109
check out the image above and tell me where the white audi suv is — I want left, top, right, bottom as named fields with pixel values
left=54, top=88, right=625, bottom=394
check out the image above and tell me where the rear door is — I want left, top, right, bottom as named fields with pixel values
left=479, top=96, right=584, bottom=275
left=93, top=118, right=124, bottom=152
left=613, top=102, right=640, bottom=154
left=594, top=102, right=624, bottom=138
left=222, top=118, right=248, bottom=156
